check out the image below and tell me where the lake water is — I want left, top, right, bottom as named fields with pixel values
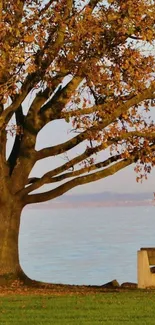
left=19, top=206, right=155, bottom=285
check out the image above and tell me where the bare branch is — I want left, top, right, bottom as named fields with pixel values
left=22, top=141, right=112, bottom=194
left=24, top=140, right=155, bottom=204
left=25, top=158, right=133, bottom=204
left=0, top=75, right=36, bottom=129
left=38, top=76, right=82, bottom=127
left=8, top=104, right=25, bottom=175
left=25, top=153, right=122, bottom=195
left=24, top=139, right=155, bottom=196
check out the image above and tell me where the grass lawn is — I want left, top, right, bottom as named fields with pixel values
left=0, top=291, right=155, bottom=325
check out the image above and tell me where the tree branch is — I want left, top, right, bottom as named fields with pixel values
left=114, top=131, right=155, bottom=142
left=39, top=0, right=55, bottom=16
left=36, top=85, right=155, bottom=160
left=40, top=76, right=82, bottom=114
left=24, top=140, right=155, bottom=204
left=0, top=0, right=74, bottom=130
left=25, top=158, right=133, bottom=204
left=0, top=75, right=36, bottom=129
left=38, top=76, right=82, bottom=128
left=8, top=104, right=25, bottom=175
left=11, top=0, right=101, bottom=134
left=24, top=139, right=155, bottom=196
left=88, top=0, right=100, bottom=10
left=22, top=141, right=112, bottom=194
left=60, top=92, right=148, bottom=119
left=25, top=153, right=122, bottom=195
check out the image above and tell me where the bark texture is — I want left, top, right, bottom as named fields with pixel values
left=0, top=195, right=24, bottom=282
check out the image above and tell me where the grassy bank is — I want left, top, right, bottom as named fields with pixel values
left=0, top=291, right=155, bottom=324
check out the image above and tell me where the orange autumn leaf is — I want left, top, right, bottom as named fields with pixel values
left=24, top=34, right=35, bottom=43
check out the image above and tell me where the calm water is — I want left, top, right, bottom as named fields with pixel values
left=19, top=206, right=155, bottom=285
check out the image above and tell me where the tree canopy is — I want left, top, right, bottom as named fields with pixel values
left=0, top=0, right=155, bottom=206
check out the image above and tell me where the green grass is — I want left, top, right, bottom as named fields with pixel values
left=0, top=291, right=155, bottom=324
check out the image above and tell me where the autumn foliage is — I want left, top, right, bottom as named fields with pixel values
left=0, top=0, right=155, bottom=203
left=0, top=0, right=155, bottom=283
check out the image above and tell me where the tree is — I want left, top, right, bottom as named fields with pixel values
left=0, top=0, right=155, bottom=283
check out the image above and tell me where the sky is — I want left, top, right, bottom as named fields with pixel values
left=31, top=113, right=155, bottom=196
left=8, top=113, right=155, bottom=196
left=29, top=30, right=155, bottom=196
left=6, top=1, right=155, bottom=197
left=7, top=96, right=155, bottom=196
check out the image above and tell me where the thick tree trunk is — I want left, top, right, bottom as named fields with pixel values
left=0, top=196, right=25, bottom=283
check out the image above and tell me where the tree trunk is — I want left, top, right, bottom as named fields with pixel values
left=0, top=196, right=25, bottom=283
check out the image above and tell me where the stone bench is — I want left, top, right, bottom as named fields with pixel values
left=137, top=248, right=155, bottom=288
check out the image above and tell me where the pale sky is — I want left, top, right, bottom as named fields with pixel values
left=6, top=2, right=155, bottom=196
left=31, top=113, right=155, bottom=196
left=6, top=87, right=155, bottom=196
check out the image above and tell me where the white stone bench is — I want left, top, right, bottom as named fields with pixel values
left=137, top=248, right=155, bottom=288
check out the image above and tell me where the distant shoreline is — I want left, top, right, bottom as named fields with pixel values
left=27, top=200, right=155, bottom=209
